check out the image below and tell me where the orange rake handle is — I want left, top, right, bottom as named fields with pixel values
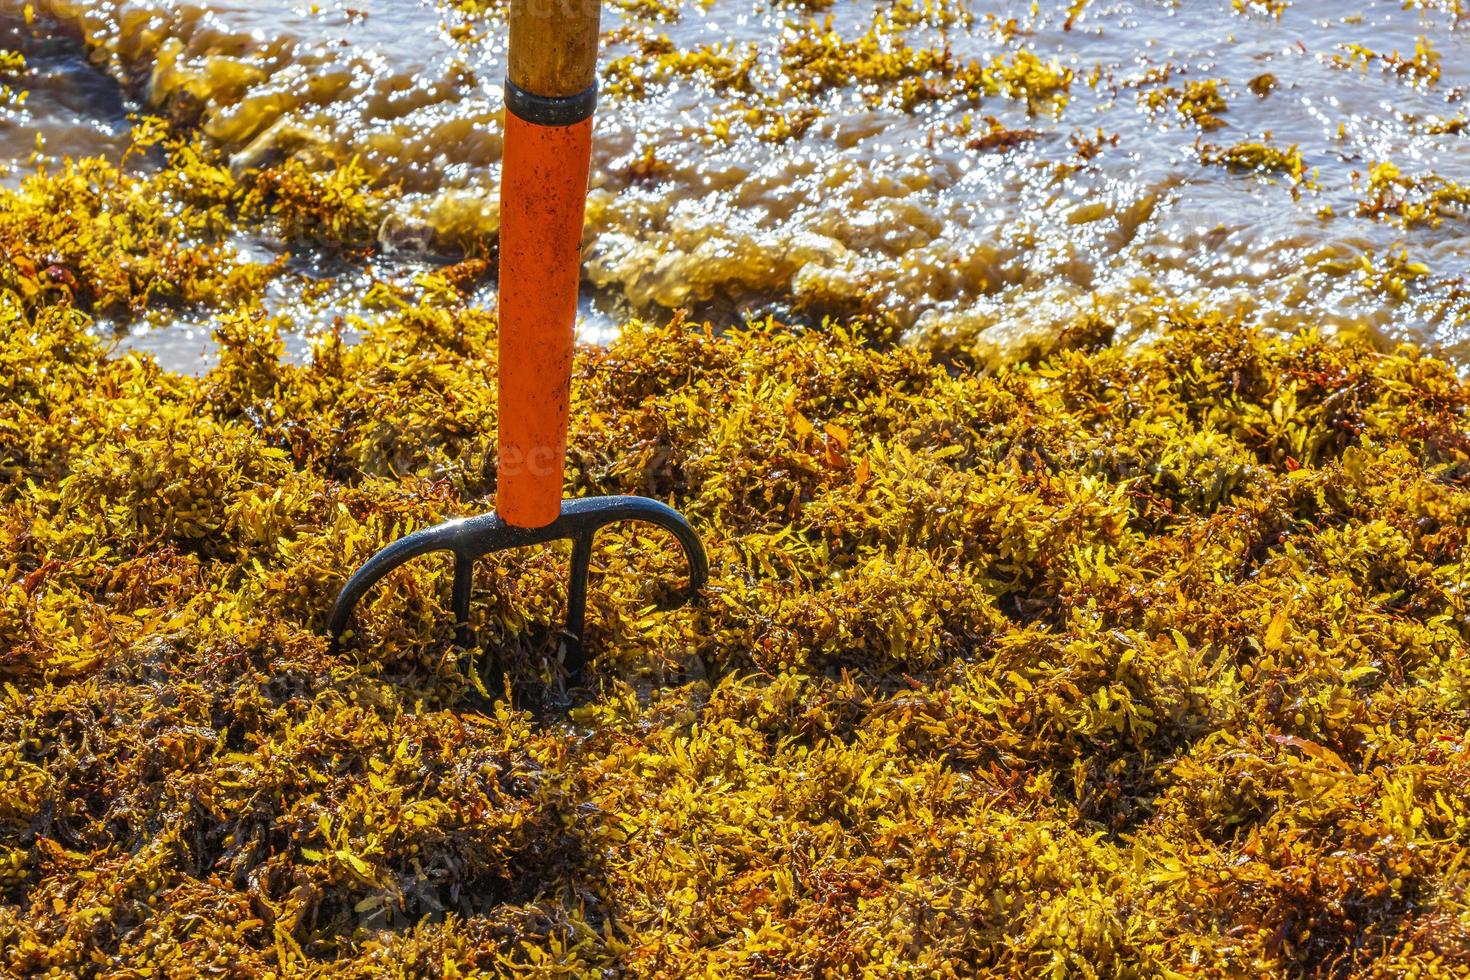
left=496, top=0, right=603, bottom=529
left=327, top=0, right=707, bottom=675
left=496, top=114, right=592, bottom=527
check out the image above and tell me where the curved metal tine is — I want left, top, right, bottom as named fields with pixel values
left=562, top=532, right=595, bottom=678
left=554, top=511, right=707, bottom=683
left=549, top=498, right=710, bottom=611
left=325, top=497, right=710, bottom=679
left=452, top=554, right=475, bottom=648
left=325, top=519, right=484, bottom=643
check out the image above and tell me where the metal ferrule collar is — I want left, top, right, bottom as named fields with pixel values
left=504, top=79, right=597, bottom=126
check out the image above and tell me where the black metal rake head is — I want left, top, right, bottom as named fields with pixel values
left=325, top=495, right=708, bottom=679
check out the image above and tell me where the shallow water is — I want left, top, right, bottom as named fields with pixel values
left=6, top=0, right=1470, bottom=369
left=0, top=7, right=132, bottom=178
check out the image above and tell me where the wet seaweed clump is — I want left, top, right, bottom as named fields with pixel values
left=979, top=50, right=1074, bottom=116
left=0, top=124, right=393, bottom=322
left=1333, top=38, right=1442, bottom=89
left=0, top=49, right=26, bottom=111
left=1234, top=0, right=1289, bottom=18
left=1405, top=0, right=1467, bottom=21
left=1200, top=137, right=1315, bottom=193
left=1140, top=78, right=1229, bottom=130
left=1357, top=246, right=1432, bottom=302
left=1357, top=160, right=1470, bottom=229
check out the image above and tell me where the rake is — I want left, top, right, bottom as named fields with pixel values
left=326, top=0, right=707, bottom=678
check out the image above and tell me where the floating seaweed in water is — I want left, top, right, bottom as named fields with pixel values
left=1357, top=160, right=1470, bottom=230
left=1199, top=136, right=1316, bottom=194
left=0, top=125, right=399, bottom=323
left=0, top=49, right=26, bottom=112
left=1140, top=79, right=1229, bottom=130
left=1332, top=37, right=1443, bottom=89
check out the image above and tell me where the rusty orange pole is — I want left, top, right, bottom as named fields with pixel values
left=497, top=0, right=603, bottom=528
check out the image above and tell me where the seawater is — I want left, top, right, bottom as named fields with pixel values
left=4, top=0, right=1470, bottom=371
